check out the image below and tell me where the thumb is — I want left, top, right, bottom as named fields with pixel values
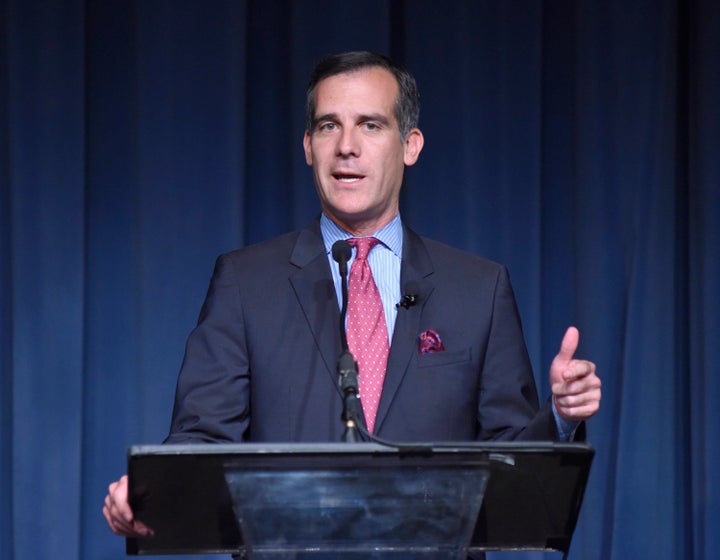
left=555, top=326, right=579, bottom=365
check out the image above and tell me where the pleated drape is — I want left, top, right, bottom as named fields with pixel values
left=1, top=1, right=718, bottom=558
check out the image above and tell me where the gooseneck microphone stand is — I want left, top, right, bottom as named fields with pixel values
left=332, top=240, right=365, bottom=443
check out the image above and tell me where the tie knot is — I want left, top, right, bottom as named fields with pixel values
left=348, top=237, right=379, bottom=260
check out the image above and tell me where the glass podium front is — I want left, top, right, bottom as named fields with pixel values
left=224, top=464, right=488, bottom=559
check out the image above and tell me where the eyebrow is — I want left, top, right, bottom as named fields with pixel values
left=312, top=112, right=393, bottom=128
left=359, top=113, right=392, bottom=126
left=311, top=113, right=339, bottom=128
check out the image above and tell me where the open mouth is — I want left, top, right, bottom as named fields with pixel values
left=332, top=172, right=365, bottom=183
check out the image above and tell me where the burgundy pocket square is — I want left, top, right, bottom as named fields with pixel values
left=418, top=329, right=445, bottom=354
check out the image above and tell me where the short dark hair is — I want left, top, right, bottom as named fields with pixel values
left=305, top=51, right=420, bottom=140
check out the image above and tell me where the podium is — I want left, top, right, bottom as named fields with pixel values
left=126, top=442, right=593, bottom=558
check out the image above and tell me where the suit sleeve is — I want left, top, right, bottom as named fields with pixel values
left=164, top=254, right=251, bottom=443
left=477, top=266, right=559, bottom=441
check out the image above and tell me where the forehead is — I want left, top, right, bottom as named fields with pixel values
left=312, top=67, right=399, bottom=118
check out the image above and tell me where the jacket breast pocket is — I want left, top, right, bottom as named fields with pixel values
left=416, top=347, right=471, bottom=369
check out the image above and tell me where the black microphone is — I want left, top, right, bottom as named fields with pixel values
left=332, top=240, right=352, bottom=350
left=332, top=239, right=352, bottom=279
left=332, top=239, right=363, bottom=442
left=397, top=281, right=420, bottom=309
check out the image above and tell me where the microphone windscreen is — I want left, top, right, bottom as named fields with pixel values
left=332, top=239, right=352, bottom=263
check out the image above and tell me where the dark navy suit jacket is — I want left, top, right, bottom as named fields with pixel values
left=165, top=219, right=559, bottom=444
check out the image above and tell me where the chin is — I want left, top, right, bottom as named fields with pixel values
left=325, top=198, right=373, bottom=218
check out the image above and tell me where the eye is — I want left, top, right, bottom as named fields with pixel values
left=317, top=122, right=337, bottom=133
left=363, top=122, right=380, bottom=131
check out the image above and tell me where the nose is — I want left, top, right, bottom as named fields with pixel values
left=336, top=126, right=360, bottom=158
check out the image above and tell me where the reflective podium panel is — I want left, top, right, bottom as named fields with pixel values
left=225, top=465, right=488, bottom=560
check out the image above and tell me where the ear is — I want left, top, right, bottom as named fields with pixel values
left=302, top=130, right=313, bottom=166
left=403, top=128, right=424, bottom=166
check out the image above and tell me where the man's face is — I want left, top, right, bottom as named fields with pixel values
left=303, top=67, right=423, bottom=236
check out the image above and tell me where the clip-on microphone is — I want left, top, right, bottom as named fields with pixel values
left=396, top=281, right=420, bottom=309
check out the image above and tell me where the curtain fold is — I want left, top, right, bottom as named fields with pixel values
left=1, top=1, right=717, bottom=558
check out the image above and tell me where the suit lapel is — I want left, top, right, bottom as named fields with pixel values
left=287, top=221, right=342, bottom=391
left=374, top=226, right=435, bottom=433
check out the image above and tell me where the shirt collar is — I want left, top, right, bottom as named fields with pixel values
left=320, top=213, right=403, bottom=258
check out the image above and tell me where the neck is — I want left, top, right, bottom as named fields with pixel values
left=326, top=212, right=399, bottom=238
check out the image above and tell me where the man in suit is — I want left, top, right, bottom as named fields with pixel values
left=103, top=51, right=601, bottom=538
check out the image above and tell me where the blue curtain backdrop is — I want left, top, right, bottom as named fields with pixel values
left=1, top=1, right=718, bottom=558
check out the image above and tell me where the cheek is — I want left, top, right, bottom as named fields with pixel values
left=380, top=154, right=405, bottom=188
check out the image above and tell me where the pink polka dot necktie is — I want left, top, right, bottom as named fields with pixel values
left=347, top=237, right=389, bottom=433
